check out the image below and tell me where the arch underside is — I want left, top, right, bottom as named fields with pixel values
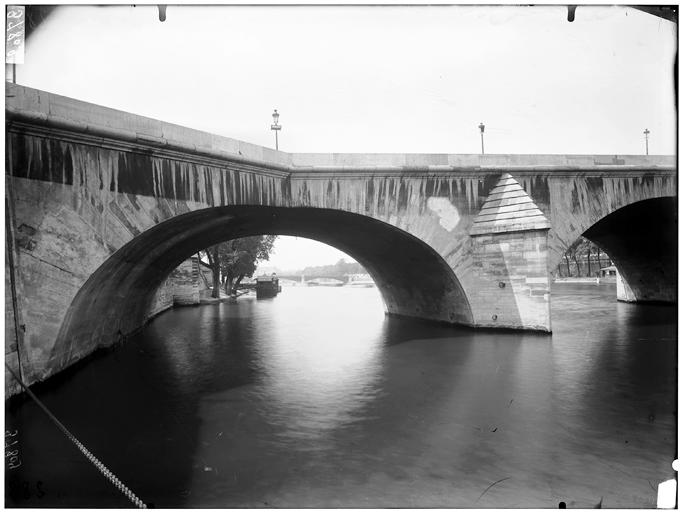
left=576, top=197, right=676, bottom=303
left=53, top=206, right=473, bottom=364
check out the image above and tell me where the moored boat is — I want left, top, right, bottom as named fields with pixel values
left=256, top=275, right=281, bottom=298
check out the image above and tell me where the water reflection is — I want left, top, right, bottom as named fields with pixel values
left=5, top=282, right=676, bottom=508
left=253, top=288, right=386, bottom=445
left=548, top=283, right=677, bottom=508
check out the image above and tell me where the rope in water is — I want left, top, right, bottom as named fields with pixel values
left=5, top=363, right=147, bottom=508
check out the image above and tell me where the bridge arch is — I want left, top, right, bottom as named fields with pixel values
left=552, top=196, right=677, bottom=303
left=5, top=84, right=677, bottom=392
left=52, top=206, right=474, bottom=367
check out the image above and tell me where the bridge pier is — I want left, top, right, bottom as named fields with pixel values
left=467, top=174, right=552, bottom=331
left=584, top=197, right=677, bottom=304
left=469, top=230, right=551, bottom=331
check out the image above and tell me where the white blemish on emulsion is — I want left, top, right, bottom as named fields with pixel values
left=426, top=197, right=461, bottom=232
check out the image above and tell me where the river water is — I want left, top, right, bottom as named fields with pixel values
left=5, top=283, right=677, bottom=508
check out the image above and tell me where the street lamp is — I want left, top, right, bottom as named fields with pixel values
left=478, top=122, right=485, bottom=155
left=643, top=128, right=650, bottom=155
left=271, top=109, right=281, bottom=150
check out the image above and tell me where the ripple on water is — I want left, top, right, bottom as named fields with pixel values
left=5, top=284, right=676, bottom=508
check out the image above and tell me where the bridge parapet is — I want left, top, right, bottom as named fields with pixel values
left=7, top=84, right=675, bottom=176
left=288, top=152, right=675, bottom=171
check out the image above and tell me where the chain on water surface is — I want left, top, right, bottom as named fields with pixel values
left=5, top=363, right=147, bottom=508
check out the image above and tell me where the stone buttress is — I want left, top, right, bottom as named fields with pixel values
left=468, top=173, right=552, bottom=331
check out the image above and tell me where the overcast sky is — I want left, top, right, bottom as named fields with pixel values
left=17, top=4, right=677, bottom=269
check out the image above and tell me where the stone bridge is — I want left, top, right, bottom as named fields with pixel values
left=5, top=84, right=677, bottom=392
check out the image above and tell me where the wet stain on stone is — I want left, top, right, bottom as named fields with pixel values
left=109, top=201, right=141, bottom=237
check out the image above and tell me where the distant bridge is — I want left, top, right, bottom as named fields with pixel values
left=5, top=84, right=676, bottom=391
left=274, top=275, right=348, bottom=283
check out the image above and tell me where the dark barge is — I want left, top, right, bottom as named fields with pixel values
left=256, top=275, right=281, bottom=299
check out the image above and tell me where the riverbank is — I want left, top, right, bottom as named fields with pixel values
left=553, top=277, right=615, bottom=284
left=198, top=289, right=243, bottom=304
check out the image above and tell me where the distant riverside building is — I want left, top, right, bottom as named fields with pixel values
left=599, top=266, right=617, bottom=278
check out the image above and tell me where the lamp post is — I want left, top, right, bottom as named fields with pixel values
left=478, top=122, right=485, bottom=155
left=643, top=128, right=650, bottom=155
left=271, top=109, right=281, bottom=150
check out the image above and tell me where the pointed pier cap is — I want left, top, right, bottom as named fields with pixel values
left=470, top=173, right=550, bottom=236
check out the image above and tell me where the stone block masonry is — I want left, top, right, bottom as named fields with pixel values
left=467, top=173, right=551, bottom=331
left=469, top=230, right=551, bottom=331
left=4, top=83, right=676, bottom=396
left=5, top=246, right=23, bottom=396
left=123, top=257, right=200, bottom=320
left=170, top=257, right=200, bottom=306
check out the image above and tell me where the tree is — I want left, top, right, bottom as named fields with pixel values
left=202, top=245, right=223, bottom=298
left=563, top=253, right=571, bottom=277
left=571, top=247, right=581, bottom=276
left=299, top=258, right=364, bottom=280
left=573, top=237, right=593, bottom=276
left=221, top=235, right=277, bottom=295
left=200, top=236, right=277, bottom=298
left=562, top=237, right=612, bottom=278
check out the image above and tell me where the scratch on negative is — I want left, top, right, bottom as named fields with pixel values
left=476, top=477, right=511, bottom=502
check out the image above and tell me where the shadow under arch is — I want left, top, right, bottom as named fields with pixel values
left=52, top=206, right=474, bottom=365
left=554, top=196, right=677, bottom=303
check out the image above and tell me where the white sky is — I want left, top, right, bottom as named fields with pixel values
left=15, top=4, right=678, bottom=268
left=261, top=236, right=354, bottom=271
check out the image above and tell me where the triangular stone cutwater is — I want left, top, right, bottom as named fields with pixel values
left=470, top=173, right=550, bottom=235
